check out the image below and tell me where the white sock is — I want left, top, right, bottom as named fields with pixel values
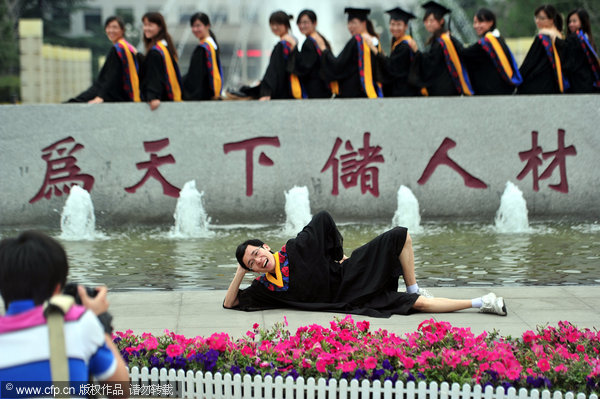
left=472, top=298, right=483, bottom=308
left=406, top=283, right=419, bottom=294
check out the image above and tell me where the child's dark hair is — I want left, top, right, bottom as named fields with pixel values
left=0, top=231, right=69, bottom=309
left=104, top=15, right=125, bottom=31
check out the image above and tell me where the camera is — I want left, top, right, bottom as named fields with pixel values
left=63, top=282, right=113, bottom=334
left=63, top=282, right=98, bottom=305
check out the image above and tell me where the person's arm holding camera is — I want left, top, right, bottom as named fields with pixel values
left=78, top=286, right=130, bottom=395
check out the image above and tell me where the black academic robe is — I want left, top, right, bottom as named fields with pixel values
left=518, top=35, right=565, bottom=94
left=563, top=33, right=600, bottom=94
left=183, top=45, right=220, bottom=100
left=291, top=38, right=331, bottom=98
left=140, top=48, right=180, bottom=101
left=68, top=46, right=135, bottom=102
left=321, top=36, right=380, bottom=98
left=377, top=41, right=420, bottom=97
left=413, top=35, right=465, bottom=96
left=233, top=211, right=419, bottom=318
left=461, top=37, right=516, bottom=95
left=259, top=41, right=293, bottom=99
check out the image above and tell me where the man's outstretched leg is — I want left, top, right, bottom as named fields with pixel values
left=412, top=292, right=507, bottom=316
left=399, top=232, right=433, bottom=297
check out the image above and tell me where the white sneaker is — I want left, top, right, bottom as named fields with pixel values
left=417, top=288, right=434, bottom=298
left=479, top=292, right=507, bottom=316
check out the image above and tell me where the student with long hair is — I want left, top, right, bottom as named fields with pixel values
left=68, top=16, right=140, bottom=103
left=183, top=12, right=223, bottom=100
left=376, top=7, right=421, bottom=97
left=411, top=1, right=473, bottom=96
left=319, top=7, right=383, bottom=98
left=563, top=8, right=599, bottom=93
left=140, top=12, right=182, bottom=110
left=291, top=9, right=333, bottom=98
left=461, top=8, right=522, bottom=95
left=518, top=5, right=568, bottom=94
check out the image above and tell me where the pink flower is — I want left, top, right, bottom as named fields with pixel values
left=284, top=316, right=288, bottom=327
left=554, top=364, right=568, bottom=373
left=316, top=359, right=328, bottom=373
left=337, top=360, right=357, bottom=372
left=253, top=323, right=259, bottom=329
left=537, top=358, right=551, bottom=372
left=142, top=336, right=158, bottom=351
left=364, top=356, right=377, bottom=370
left=241, top=346, right=254, bottom=356
left=207, top=332, right=230, bottom=352
left=166, top=344, right=184, bottom=357
left=576, top=344, right=585, bottom=352
left=357, top=320, right=370, bottom=332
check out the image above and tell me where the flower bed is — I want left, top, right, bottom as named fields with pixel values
left=114, top=316, right=600, bottom=395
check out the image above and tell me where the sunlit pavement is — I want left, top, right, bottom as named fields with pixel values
left=106, top=286, right=600, bottom=339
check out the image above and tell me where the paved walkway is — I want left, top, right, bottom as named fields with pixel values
left=108, top=286, right=599, bottom=339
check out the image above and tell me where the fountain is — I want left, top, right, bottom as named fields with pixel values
left=59, top=185, right=103, bottom=241
left=392, top=185, right=422, bottom=234
left=283, top=186, right=312, bottom=236
left=169, top=180, right=214, bottom=238
left=495, top=181, right=531, bottom=233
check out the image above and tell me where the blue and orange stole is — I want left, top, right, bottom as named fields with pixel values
left=538, top=34, right=569, bottom=93
left=437, top=32, right=474, bottom=95
left=478, top=32, right=523, bottom=86
left=281, top=40, right=307, bottom=99
left=355, top=34, right=383, bottom=98
left=114, top=39, right=141, bottom=101
left=308, top=36, right=339, bottom=95
left=575, top=30, right=600, bottom=88
left=153, top=40, right=182, bottom=101
left=199, top=39, right=223, bottom=97
left=257, top=245, right=290, bottom=292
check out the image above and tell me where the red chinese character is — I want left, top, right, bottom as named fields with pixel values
left=321, top=132, right=384, bottom=196
left=417, top=137, right=488, bottom=189
left=517, top=129, right=577, bottom=193
left=223, top=136, right=280, bottom=196
left=124, top=138, right=180, bottom=198
left=29, top=137, right=94, bottom=203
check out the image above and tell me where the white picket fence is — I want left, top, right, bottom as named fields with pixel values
left=129, top=367, right=598, bottom=399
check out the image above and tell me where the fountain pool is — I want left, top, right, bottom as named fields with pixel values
left=1, top=218, right=597, bottom=291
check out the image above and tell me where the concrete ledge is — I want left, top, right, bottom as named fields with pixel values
left=0, top=95, right=598, bottom=226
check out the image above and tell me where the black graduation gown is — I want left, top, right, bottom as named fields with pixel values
left=377, top=41, right=420, bottom=97
left=234, top=211, right=419, bottom=318
left=563, top=33, right=600, bottom=94
left=461, top=37, right=516, bottom=95
left=321, top=36, right=380, bottom=98
left=68, top=46, right=134, bottom=102
left=183, top=45, right=219, bottom=100
left=291, top=38, right=331, bottom=98
left=140, top=48, right=180, bottom=101
left=518, top=35, right=565, bottom=94
left=413, top=35, right=465, bottom=96
left=259, top=42, right=293, bottom=99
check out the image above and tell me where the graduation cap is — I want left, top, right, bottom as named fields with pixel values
left=344, top=7, right=371, bottom=22
left=421, top=1, right=451, bottom=18
left=386, top=7, right=416, bottom=23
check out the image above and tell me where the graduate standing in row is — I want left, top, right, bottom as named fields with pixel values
left=291, top=10, right=333, bottom=98
left=320, top=8, right=383, bottom=98
left=461, top=8, right=522, bottom=95
left=412, top=1, right=473, bottom=96
left=518, top=5, right=568, bottom=95
left=140, top=12, right=183, bottom=110
left=182, top=13, right=223, bottom=100
left=563, top=8, right=600, bottom=93
left=376, top=8, right=421, bottom=97
left=257, top=11, right=303, bottom=100
left=68, top=16, right=140, bottom=103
